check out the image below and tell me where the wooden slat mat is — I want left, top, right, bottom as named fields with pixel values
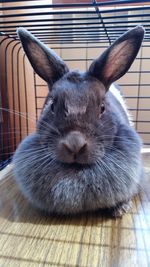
left=0, top=160, right=150, bottom=267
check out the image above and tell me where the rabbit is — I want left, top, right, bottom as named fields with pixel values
left=13, top=26, right=145, bottom=217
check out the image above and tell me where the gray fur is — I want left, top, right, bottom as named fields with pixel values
left=13, top=26, right=145, bottom=215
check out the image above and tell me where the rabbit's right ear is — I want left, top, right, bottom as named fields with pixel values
left=17, top=28, right=69, bottom=84
left=88, top=26, right=144, bottom=90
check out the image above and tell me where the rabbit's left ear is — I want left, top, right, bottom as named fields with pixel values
left=17, top=28, right=69, bottom=85
left=88, top=26, right=145, bottom=90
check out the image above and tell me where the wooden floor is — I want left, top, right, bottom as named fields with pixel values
left=0, top=154, right=150, bottom=267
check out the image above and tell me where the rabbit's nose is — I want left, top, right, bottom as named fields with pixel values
left=59, top=131, right=87, bottom=162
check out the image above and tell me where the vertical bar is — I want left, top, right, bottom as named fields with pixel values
left=23, top=54, right=29, bottom=135
left=33, top=71, right=38, bottom=121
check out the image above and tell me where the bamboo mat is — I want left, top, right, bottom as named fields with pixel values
left=0, top=156, right=150, bottom=267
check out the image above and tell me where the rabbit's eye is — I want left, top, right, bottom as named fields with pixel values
left=101, top=103, right=105, bottom=114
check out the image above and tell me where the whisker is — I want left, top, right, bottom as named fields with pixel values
left=0, top=108, right=54, bottom=133
left=102, top=153, right=146, bottom=194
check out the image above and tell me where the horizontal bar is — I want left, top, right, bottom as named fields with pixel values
left=0, top=37, right=148, bottom=50
left=133, top=120, right=150, bottom=123
left=0, top=33, right=149, bottom=44
left=128, top=108, right=150, bottom=111
left=138, top=132, right=150, bottom=134
left=3, top=0, right=150, bottom=4
left=0, top=31, right=109, bottom=38
left=1, top=12, right=150, bottom=26
left=0, top=10, right=98, bottom=19
left=143, top=143, right=150, bottom=145
left=23, top=40, right=150, bottom=44
left=34, top=57, right=150, bottom=63
left=120, top=84, right=150, bottom=87
left=13, top=38, right=150, bottom=44
left=1, top=34, right=150, bottom=44
left=0, top=6, right=150, bottom=19
left=1, top=26, right=149, bottom=36
left=1, top=16, right=150, bottom=30
left=14, top=37, right=110, bottom=42
left=0, top=31, right=150, bottom=43
left=0, top=38, right=106, bottom=44
left=0, top=29, right=122, bottom=35
left=1, top=23, right=149, bottom=33
left=0, top=16, right=100, bottom=25
left=1, top=0, right=149, bottom=8
left=125, top=96, right=150, bottom=98
left=3, top=33, right=149, bottom=42
left=1, top=0, right=37, bottom=2
left=0, top=3, right=150, bottom=16
left=0, top=3, right=94, bottom=11
left=2, top=29, right=101, bottom=36
left=3, top=34, right=150, bottom=44
left=1, top=23, right=149, bottom=32
left=1, top=13, right=150, bottom=29
left=0, top=32, right=108, bottom=38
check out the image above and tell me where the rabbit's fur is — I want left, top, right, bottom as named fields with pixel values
left=13, top=26, right=145, bottom=216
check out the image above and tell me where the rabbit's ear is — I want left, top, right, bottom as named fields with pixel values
left=17, top=28, right=69, bottom=84
left=88, top=26, right=145, bottom=90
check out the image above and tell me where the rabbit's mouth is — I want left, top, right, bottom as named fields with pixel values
left=56, top=146, right=104, bottom=166
left=57, top=152, right=94, bottom=166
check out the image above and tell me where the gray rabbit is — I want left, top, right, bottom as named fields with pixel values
left=13, top=26, right=145, bottom=217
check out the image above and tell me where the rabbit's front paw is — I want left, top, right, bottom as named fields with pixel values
left=111, top=200, right=132, bottom=218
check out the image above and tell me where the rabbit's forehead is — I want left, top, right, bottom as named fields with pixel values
left=53, top=74, right=105, bottom=106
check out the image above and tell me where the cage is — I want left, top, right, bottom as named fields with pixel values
left=0, top=0, right=150, bottom=170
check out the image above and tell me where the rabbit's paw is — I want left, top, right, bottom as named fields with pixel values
left=111, top=200, right=132, bottom=218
